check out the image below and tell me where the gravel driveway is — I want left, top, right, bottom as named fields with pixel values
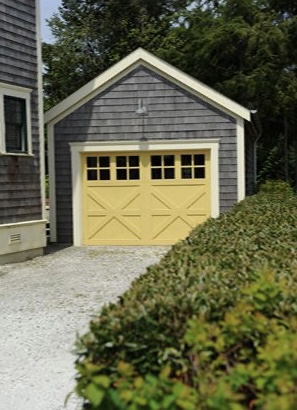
left=0, top=245, right=168, bottom=410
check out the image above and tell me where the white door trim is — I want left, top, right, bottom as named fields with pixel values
left=70, top=139, right=220, bottom=246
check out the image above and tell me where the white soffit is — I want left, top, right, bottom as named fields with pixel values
left=44, top=48, right=251, bottom=125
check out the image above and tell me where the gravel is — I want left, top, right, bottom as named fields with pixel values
left=0, top=245, right=168, bottom=410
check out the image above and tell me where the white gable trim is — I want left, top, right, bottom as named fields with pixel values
left=44, top=48, right=251, bottom=126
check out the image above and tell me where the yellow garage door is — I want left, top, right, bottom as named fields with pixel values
left=82, top=151, right=210, bottom=245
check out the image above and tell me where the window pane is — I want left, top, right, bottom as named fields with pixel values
left=129, top=156, right=139, bottom=167
left=100, top=169, right=110, bottom=180
left=4, top=96, right=27, bottom=152
left=129, top=169, right=140, bottom=180
left=87, top=157, right=97, bottom=168
left=87, top=170, right=98, bottom=180
left=117, top=169, right=127, bottom=180
left=151, top=155, right=161, bottom=166
left=194, top=168, right=205, bottom=179
left=164, top=168, right=175, bottom=179
left=164, top=155, right=174, bottom=166
left=5, top=124, right=22, bottom=151
left=99, top=156, right=110, bottom=168
left=181, top=168, right=192, bottom=179
left=181, top=155, right=191, bottom=166
left=116, top=156, right=126, bottom=167
left=151, top=168, right=162, bottom=179
left=194, top=154, right=205, bottom=166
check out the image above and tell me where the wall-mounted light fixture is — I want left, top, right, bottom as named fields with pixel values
left=135, top=99, right=148, bottom=141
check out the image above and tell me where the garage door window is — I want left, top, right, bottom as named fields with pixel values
left=181, top=154, right=205, bottom=179
left=116, top=156, right=140, bottom=180
left=151, top=155, right=175, bottom=180
left=86, top=156, right=110, bottom=180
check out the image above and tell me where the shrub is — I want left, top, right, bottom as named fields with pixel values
left=74, top=182, right=297, bottom=409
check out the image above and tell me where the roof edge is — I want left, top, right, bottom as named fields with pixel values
left=44, top=47, right=251, bottom=124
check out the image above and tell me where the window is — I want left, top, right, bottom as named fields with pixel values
left=116, top=155, right=140, bottom=180
left=86, top=155, right=140, bottom=181
left=0, top=83, right=32, bottom=154
left=151, top=155, right=175, bottom=179
left=181, top=154, right=205, bottom=179
left=86, top=156, right=111, bottom=180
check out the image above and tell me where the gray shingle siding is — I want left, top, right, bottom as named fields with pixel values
left=0, top=0, right=42, bottom=224
left=54, top=66, right=237, bottom=242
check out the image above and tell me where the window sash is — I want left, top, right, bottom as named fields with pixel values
left=4, top=96, right=28, bottom=153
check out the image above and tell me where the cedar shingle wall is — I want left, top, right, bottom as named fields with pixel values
left=0, top=0, right=42, bottom=224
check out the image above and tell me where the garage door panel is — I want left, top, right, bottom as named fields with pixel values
left=87, top=216, right=142, bottom=241
left=152, top=216, right=194, bottom=241
left=83, top=151, right=210, bottom=245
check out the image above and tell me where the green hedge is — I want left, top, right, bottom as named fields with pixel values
left=74, top=181, right=297, bottom=409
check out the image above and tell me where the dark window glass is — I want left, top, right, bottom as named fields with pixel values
left=4, top=96, right=27, bottom=153
left=164, top=155, right=174, bottom=166
left=164, top=168, right=175, bottom=179
left=117, top=169, right=127, bottom=180
left=129, top=156, right=139, bottom=167
left=129, top=169, right=140, bottom=180
left=87, top=157, right=97, bottom=168
left=99, top=156, right=110, bottom=168
left=151, top=155, right=161, bottom=166
left=116, top=156, right=126, bottom=167
left=194, top=168, right=205, bottom=179
left=194, top=154, right=205, bottom=166
left=100, top=169, right=110, bottom=180
left=181, top=168, right=192, bottom=179
left=181, top=155, right=192, bottom=166
left=87, top=170, right=98, bottom=180
left=151, top=168, right=162, bottom=179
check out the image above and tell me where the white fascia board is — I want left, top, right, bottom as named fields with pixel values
left=44, top=48, right=251, bottom=126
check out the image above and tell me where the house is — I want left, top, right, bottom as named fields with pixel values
left=45, top=48, right=253, bottom=246
left=0, top=0, right=46, bottom=264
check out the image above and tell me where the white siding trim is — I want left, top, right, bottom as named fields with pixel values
left=71, top=148, right=83, bottom=246
left=70, top=139, right=220, bottom=246
left=237, top=119, right=246, bottom=201
left=47, top=124, right=57, bottom=242
left=45, top=48, right=251, bottom=125
left=35, top=0, right=46, bottom=220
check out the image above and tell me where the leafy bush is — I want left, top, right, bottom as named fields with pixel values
left=74, top=182, right=297, bottom=409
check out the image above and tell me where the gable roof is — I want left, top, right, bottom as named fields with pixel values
left=44, top=48, right=251, bottom=125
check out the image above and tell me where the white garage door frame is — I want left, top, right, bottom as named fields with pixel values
left=68, top=139, right=220, bottom=246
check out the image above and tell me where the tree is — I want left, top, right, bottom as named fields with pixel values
left=43, top=0, right=297, bottom=187
left=159, top=0, right=297, bottom=187
left=43, top=0, right=189, bottom=109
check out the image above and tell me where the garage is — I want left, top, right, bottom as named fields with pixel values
left=83, top=150, right=210, bottom=245
left=45, top=48, right=253, bottom=246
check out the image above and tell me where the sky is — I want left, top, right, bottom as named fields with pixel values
left=40, top=0, right=61, bottom=43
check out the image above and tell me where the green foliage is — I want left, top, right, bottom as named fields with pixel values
left=43, top=0, right=189, bottom=108
left=75, top=182, right=297, bottom=409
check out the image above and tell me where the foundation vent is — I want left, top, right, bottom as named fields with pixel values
left=9, top=233, right=22, bottom=244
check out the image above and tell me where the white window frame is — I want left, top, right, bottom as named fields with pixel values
left=0, top=83, right=33, bottom=155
